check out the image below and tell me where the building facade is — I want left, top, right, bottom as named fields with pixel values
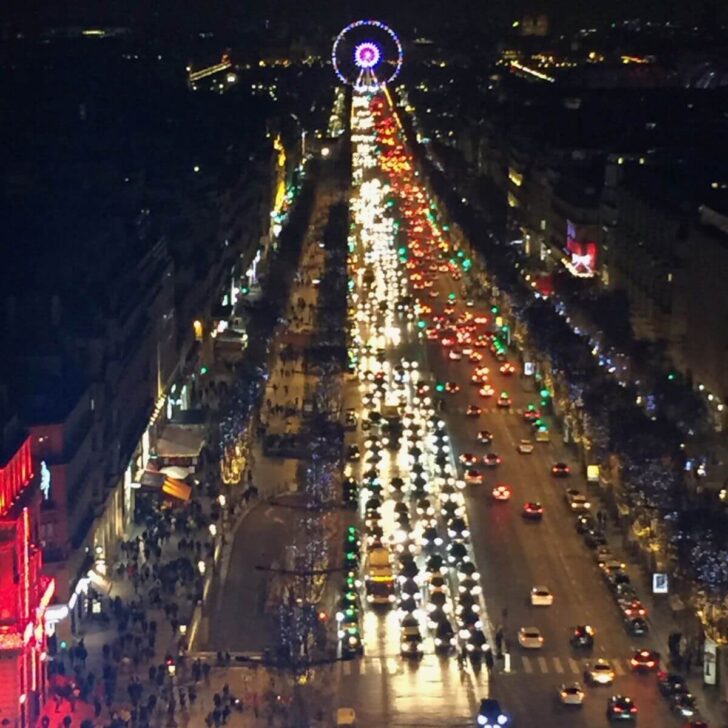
left=0, top=422, right=54, bottom=728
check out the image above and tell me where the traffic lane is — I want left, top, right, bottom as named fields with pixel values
left=493, top=669, right=676, bottom=728
left=428, top=343, right=656, bottom=654
left=206, top=500, right=292, bottom=652
left=347, top=356, right=488, bottom=728
left=425, top=260, right=678, bottom=718
left=452, top=397, right=659, bottom=662
left=431, top=364, right=681, bottom=725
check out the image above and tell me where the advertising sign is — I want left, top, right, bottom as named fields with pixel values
left=652, top=573, right=668, bottom=594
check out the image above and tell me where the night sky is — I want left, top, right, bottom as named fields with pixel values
left=4, top=0, right=725, bottom=37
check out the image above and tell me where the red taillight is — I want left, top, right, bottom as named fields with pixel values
left=630, top=707, right=637, bottom=713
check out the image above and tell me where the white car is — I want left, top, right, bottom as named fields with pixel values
left=517, top=627, right=544, bottom=649
left=565, top=489, right=591, bottom=512
left=517, top=439, right=534, bottom=454
left=530, top=586, right=554, bottom=606
left=584, top=658, right=615, bottom=685
left=558, top=683, right=585, bottom=706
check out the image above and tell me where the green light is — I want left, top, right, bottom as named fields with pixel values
left=457, top=250, right=465, bottom=258
left=200, top=367, right=208, bottom=375
left=398, top=246, right=407, bottom=255
left=667, top=372, right=676, bottom=381
left=241, top=286, right=249, bottom=295
left=417, top=320, right=427, bottom=329
left=448, top=293, right=456, bottom=301
left=462, top=258, right=472, bottom=270
left=538, top=425, right=549, bottom=432
left=527, top=404, right=536, bottom=411
left=435, top=383, right=445, bottom=393
left=491, top=306, right=499, bottom=314
left=539, top=388, right=549, bottom=398
left=540, top=400, right=548, bottom=407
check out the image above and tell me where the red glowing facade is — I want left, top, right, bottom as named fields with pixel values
left=0, top=436, right=53, bottom=727
left=0, top=436, right=32, bottom=514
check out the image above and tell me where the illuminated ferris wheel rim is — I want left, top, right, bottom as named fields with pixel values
left=332, top=19, right=404, bottom=90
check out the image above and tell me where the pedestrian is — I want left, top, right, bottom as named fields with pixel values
left=484, top=648, right=495, bottom=675
left=495, top=631, right=503, bottom=656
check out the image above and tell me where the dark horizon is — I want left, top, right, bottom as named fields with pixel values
left=4, top=0, right=726, bottom=39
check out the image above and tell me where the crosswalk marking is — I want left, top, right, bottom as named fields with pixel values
left=341, top=655, right=634, bottom=679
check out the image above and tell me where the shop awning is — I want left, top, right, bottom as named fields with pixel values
left=162, top=476, right=192, bottom=502
left=159, top=465, right=194, bottom=480
left=155, top=425, right=206, bottom=465
left=88, top=567, right=113, bottom=595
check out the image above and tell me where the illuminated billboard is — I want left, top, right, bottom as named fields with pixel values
left=565, top=220, right=597, bottom=278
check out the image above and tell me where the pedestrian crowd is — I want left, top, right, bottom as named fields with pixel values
left=43, top=467, right=246, bottom=727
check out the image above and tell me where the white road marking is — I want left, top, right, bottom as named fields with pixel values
left=568, top=658, right=581, bottom=674
left=553, top=657, right=564, bottom=674
left=522, top=656, right=534, bottom=673
left=537, top=656, right=548, bottom=673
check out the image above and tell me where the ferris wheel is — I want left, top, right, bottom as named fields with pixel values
left=332, top=20, right=403, bottom=93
